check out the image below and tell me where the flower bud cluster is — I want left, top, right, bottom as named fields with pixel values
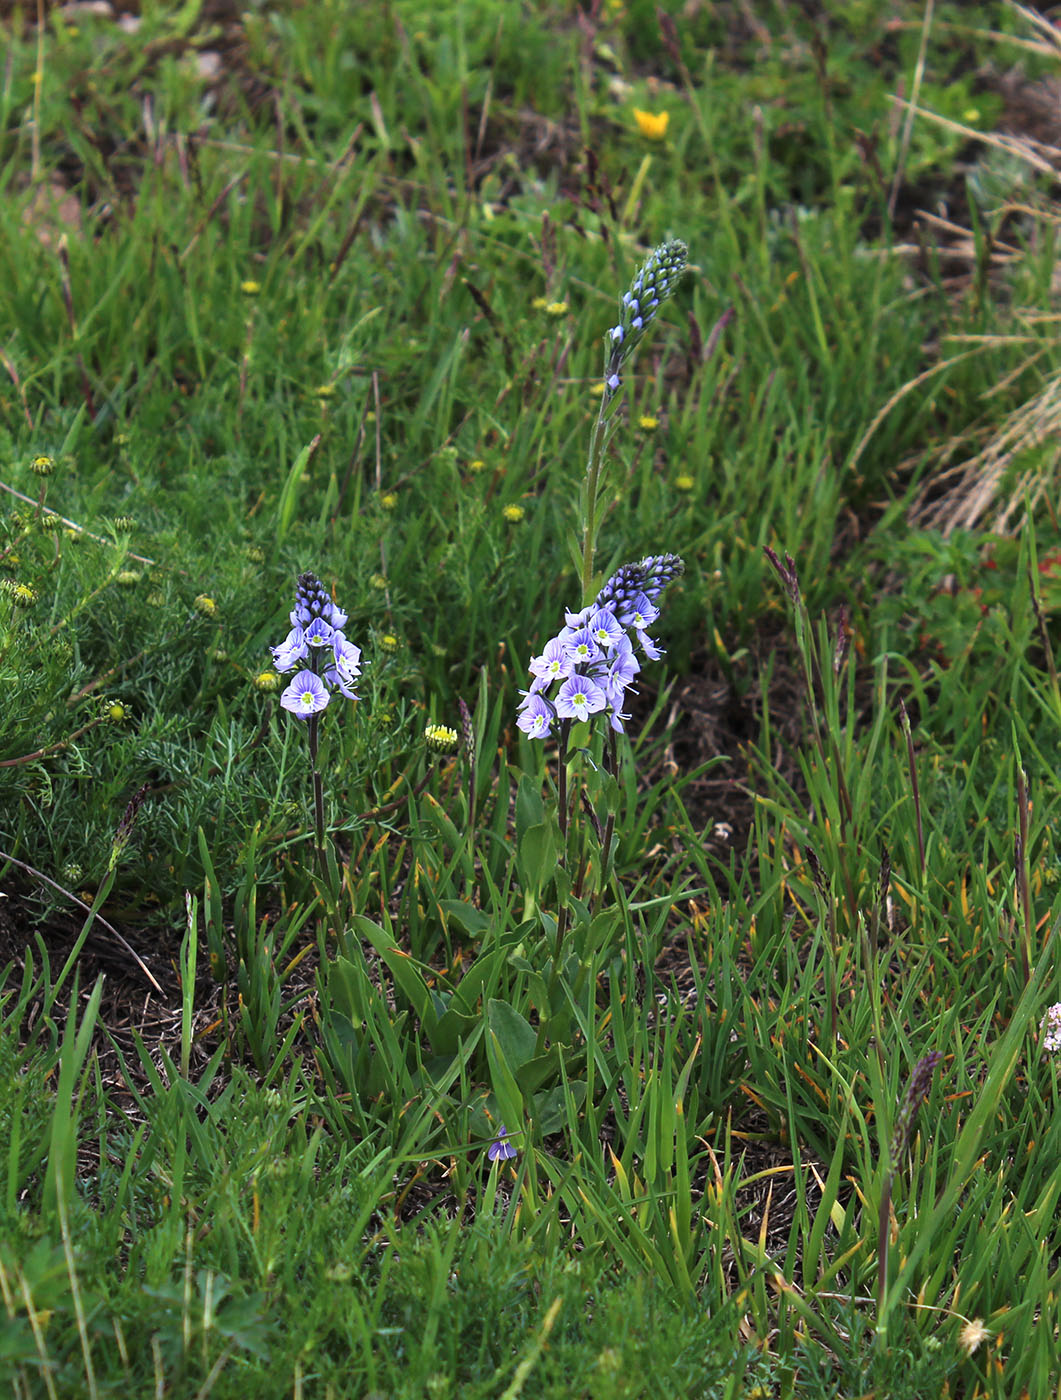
left=604, top=240, right=687, bottom=398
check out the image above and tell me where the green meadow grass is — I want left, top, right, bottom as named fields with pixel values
left=2, top=1, right=1061, bottom=1395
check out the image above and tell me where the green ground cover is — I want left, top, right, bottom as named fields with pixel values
left=2, top=0, right=1061, bottom=1395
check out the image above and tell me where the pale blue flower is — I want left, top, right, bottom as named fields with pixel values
left=272, top=627, right=308, bottom=672
left=555, top=673, right=607, bottom=720
left=528, top=637, right=570, bottom=692
left=280, top=669, right=330, bottom=718
left=517, top=693, right=554, bottom=738
left=562, top=627, right=602, bottom=668
left=587, top=608, right=624, bottom=650
left=304, top=617, right=335, bottom=648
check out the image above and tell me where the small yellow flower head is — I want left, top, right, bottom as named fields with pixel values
left=502, top=504, right=525, bottom=524
left=425, top=723, right=459, bottom=752
left=381, top=492, right=398, bottom=511
left=29, top=454, right=55, bottom=476
left=530, top=295, right=549, bottom=311
left=194, top=594, right=218, bottom=618
left=545, top=301, right=568, bottom=317
left=468, top=458, right=486, bottom=473
left=675, top=475, right=695, bottom=491
left=254, top=670, right=280, bottom=692
left=114, top=433, right=129, bottom=447
left=639, top=415, right=659, bottom=432
left=380, top=633, right=400, bottom=654
left=241, top=280, right=261, bottom=295
left=633, top=108, right=669, bottom=140
left=314, top=383, right=336, bottom=398
left=63, top=529, right=81, bottom=543
left=39, top=513, right=62, bottom=533
left=958, top=1318, right=989, bottom=1357
left=3, top=580, right=38, bottom=607
left=591, top=382, right=607, bottom=398
left=116, top=571, right=140, bottom=587
left=370, top=573, right=388, bottom=591
left=105, top=700, right=128, bottom=723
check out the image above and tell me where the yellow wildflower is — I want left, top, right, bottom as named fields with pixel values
left=675, top=475, right=695, bottom=491
left=639, top=415, right=659, bottom=431
left=633, top=108, right=669, bottom=140
left=240, top=280, right=261, bottom=295
left=254, top=671, right=279, bottom=693
left=425, top=723, right=459, bottom=752
left=193, top=594, right=218, bottom=617
left=502, top=504, right=525, bottom=523
left=381, top=493, right=398, bottom=510
left=545, top=301, right=568, bottom=317
left=6, top=581, right=38, bottom=607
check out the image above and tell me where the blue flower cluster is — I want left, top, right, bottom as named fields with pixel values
left=271, top=572, right=363, bottom=719
left=517, top=554, right=684, bottom=740
left=604, top=240, right=687, bottom=397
